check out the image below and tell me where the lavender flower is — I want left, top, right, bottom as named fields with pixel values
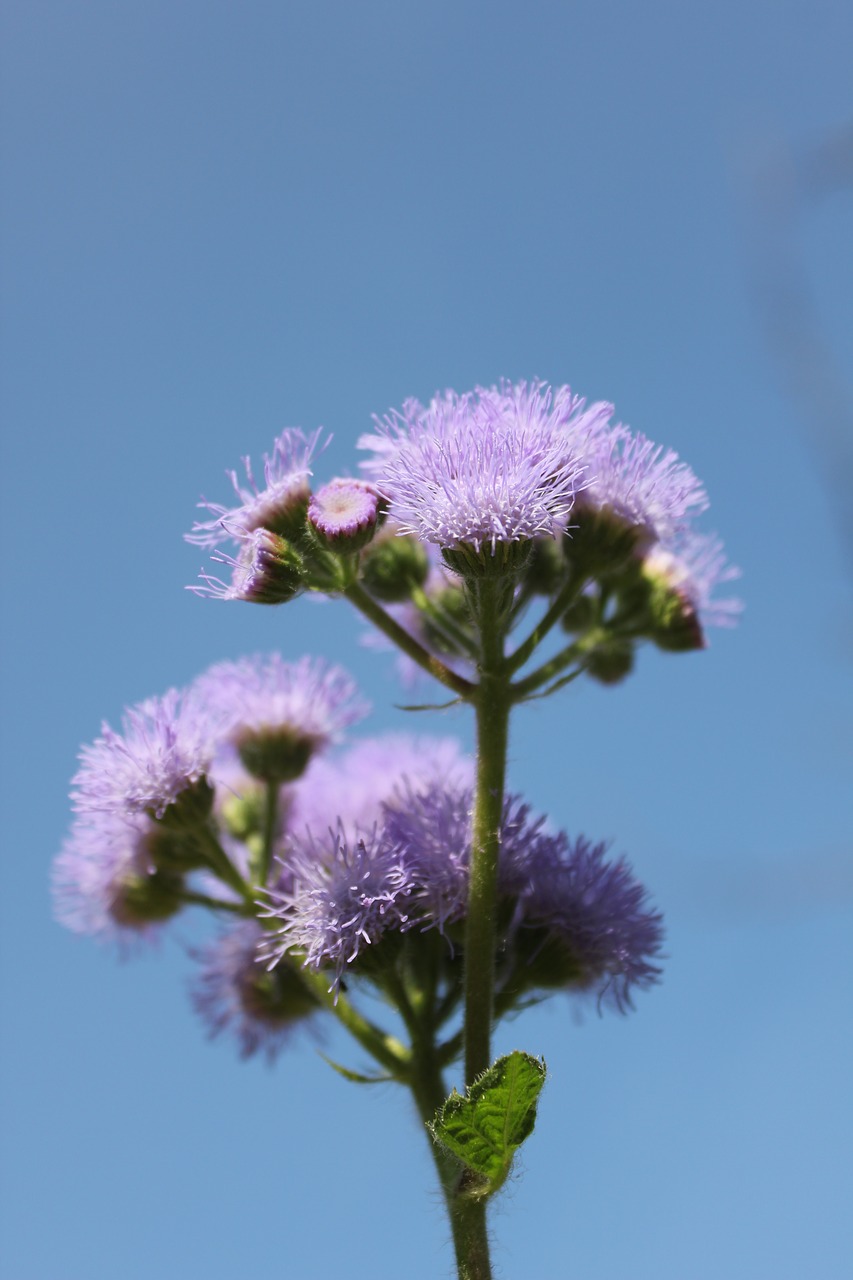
left=289, top=734, right=474, bottom=841
left=187, top=427, right=323, bottom=549
left=53, top=811, right=181, bottom=941
left=513, top=835, right=664, bottom=1010
left=192, top=654, right=368, bottom=783
left=71, top=689, right=215, bottom=820
left=359, top=383, right=594, bottom=556
left=576, top=423, right=709, bottom=547
left=260, top=826, right=413, bottom=989
left=191, top=921, right=317, bottom=1061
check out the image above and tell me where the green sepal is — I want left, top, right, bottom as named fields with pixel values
left=428, top=1051, right=546, bottom=1199
left=318, top=1053, right=393, bottom=1085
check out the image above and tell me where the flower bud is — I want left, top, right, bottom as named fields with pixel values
left=307, top=479, right=379, bottom=553
left=523, top=537, right=567, bottom=596
left=585, top=638, right=635, bottom=685
left=360, top=529, right=430, bottom=601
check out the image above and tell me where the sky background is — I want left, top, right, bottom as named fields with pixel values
left=1, top=2, right=851, bottom=1278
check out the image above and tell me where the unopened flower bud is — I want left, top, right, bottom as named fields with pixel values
left=360, top=529, right=429, bottom=601
left=585, top=637, right=635, bottom=685
left=308, top=479, right=379, bottom=552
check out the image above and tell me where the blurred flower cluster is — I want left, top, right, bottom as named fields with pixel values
left=55, top=653, right=662, bottom=1061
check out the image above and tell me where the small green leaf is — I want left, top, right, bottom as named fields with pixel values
left=318, top=1052, right=392, bottom=1085
left=428, top=1051, right=546, bottom=1198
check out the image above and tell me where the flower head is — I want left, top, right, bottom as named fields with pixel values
left=577, top=424, right=709, bottom=547
left=260, top=826, right=413, bottom=989
left=643, top=531, right=742, bottom=637
left=192, top=654, right=368, bottom=783
left=191, top=921, right=317, bottom=1061
left=513, top=835, right=664, bottom=1010
left=187, top=427, right=323, bottom=549
left=71, top=690, right=215, bottom=820
left=53, top=811, right=182, bottom=942
left=359, top=382, right=595, bottom=556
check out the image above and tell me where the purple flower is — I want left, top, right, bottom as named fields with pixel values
left=71, top=689, right=215, bottom=820
left=644, top=531, right=742, bottom=634
left=190, top=655, right=366, bottom=762
left=186, top=427, right=323, bottom=550
left=359, top=383, right=594, bottom=554
left=188, top=529, right=305, bottom=604
left=53, top=811, right=179, bottom=942
left=308, top=479, right=379, bottom=549
left=260, top=826, right=413, bottom=990
left=288, top=733, right=474, bottom=841
left=191, top=921, right=317, bottom=1061
left=577, top=424, right=709, bottom=547
left=512, top=835, right=664, bottom=1010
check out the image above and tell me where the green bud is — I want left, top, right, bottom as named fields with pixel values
left=559, top=589, right=599, bottom=634
left=586, top=637, right=635, bottom=685
left=360, top=530, right=429, bottom=601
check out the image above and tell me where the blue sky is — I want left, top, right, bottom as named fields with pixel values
left=2, top=2, right=851, bottom=1277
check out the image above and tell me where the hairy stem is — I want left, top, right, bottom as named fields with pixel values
left=505, top=568, right=586, bottom=676
left=464, top=578, right=511, bottom=1087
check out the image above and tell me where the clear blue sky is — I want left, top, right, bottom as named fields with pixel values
left=2, top=2, right=851, bottom=1278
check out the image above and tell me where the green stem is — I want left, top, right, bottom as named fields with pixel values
left=405, top=970, right=493, bottom=1280
left=464, top=578, right=511, bottom=1087
left=195, top=826, right=252, bottom=902
left=504, top=569, right=586, bottom=676
left=410, top=584, right=479, bottom=658
left=177, top=889, right=249, bottom=915
left=344, top=581, right=475, bottom=698
left=298, top=967, right=411, bottom=1078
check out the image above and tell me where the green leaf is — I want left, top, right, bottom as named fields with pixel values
left=318, top=1052, right=392, bottom=1085
left=428, top=1051, right=546, bottom=1198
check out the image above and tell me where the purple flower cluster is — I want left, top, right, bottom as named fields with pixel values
left=359, top=378, right=739, bottom=631
left=263, top=778, right=663, bottom=1007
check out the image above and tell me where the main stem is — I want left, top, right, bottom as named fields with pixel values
left=464, top=579, right=511, bottom=1087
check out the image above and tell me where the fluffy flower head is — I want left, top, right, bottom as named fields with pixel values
left=187, top=427, right=323, bottom=549
left=359, top=382, right=597, bottom=554
left=193, top=654, right=367, bottom=749
left=72, top=689, right=214, bottom=820
left=579, top=424, right=709, bottom=545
